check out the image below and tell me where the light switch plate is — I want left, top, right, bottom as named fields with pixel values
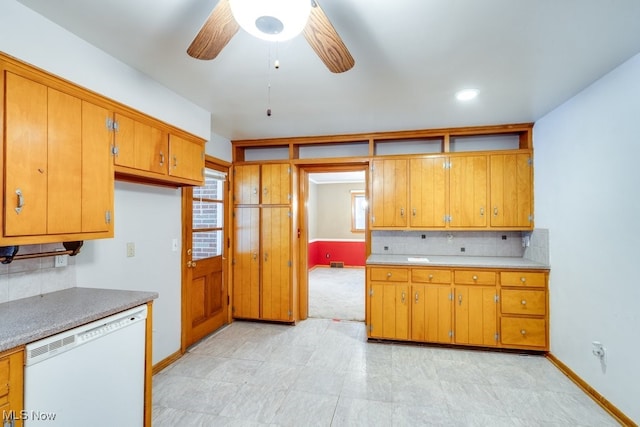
left=126, top=242, right=135, bottom=257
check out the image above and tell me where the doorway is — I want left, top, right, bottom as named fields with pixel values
left=181, top=159, right=230, bottom=350
left=299, top=164, right=368, bottom=322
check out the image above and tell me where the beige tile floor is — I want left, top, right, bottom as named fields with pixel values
left=153, top=319, right=620, bottom=426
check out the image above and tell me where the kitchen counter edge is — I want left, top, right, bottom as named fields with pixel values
left=366, top=254, right=549, bottom=270
left=0, top=287, right=158, bottom=352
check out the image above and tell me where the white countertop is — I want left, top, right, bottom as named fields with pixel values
left=366, top=254, right=549, bottom=269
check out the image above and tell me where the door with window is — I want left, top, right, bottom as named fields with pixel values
left=182, top=163, right=229, bottom=349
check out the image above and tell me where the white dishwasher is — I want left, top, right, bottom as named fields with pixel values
left=24, top=305, right=147, bottom=427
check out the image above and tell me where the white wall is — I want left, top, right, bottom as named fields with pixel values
left=75, top=182, right=182, bottom=364
left=1, top=0, right=212, bottom=364
left=207, top=132, right=232, bottom=163
left=534, top=52, right=640, bottom=422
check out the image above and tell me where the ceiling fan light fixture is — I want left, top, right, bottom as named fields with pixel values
left=229, top=0, right=311, bottom=42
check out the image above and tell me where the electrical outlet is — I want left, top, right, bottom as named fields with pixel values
left=126, top=242, right=135, bottom=257
left=54, top=254, right=67, bottom=268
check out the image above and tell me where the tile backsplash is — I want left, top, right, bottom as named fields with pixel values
left=0, top=243, right=76, bottom=303
left=372, top=230, right=527, bottom=257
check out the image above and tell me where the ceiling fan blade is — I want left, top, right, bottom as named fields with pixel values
left=187, top=0, right=239, bottom=60
left=303, top=0, right=355, bottom=73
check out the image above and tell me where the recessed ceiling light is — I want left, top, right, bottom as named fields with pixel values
left=455, top=89, right=479, bottom=101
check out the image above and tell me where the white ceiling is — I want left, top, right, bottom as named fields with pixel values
left=17, top=0, right=640, bottom=142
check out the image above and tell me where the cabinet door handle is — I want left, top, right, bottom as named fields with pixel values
left=480, top=207, right=484, bottom=216
left=264, top=252, right=269, bottom=262
left=263, top=187, right=268, bottom=195
left=400, top=208, right=405, bottom=217
left=159, top=151, right=165, bottom=166
left=15, top=189, right=24, bottom=214
left=401, top=291, right=406, bottom=304
left=252, top=252, right=257, bottom=260
left=493, top=206, right=499, bottom=216
left=458, top=294, right=463, bottom=305
left=173, top=156, right=178, bottom=168
left=412, top=208, right=416, bottom=217
left=252, top=187, right=258, bottom=195
left=415, top=292, right=419, bottom=303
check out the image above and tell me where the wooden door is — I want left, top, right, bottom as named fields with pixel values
left=81, top=101, right=114, bottom=233
left=409, top=157, right=447, bottom=228
left=169, top=134, right=204, bottom=182
left=0, top=348, right=24, bottom=427
left=261, top=163, right=290, bottom=205
left=113, top=113, right=136, bottom=168
left=233, top=164, right=260, bottom=205
left=183, top=167, right=229, bottom=348
left=411, top=284, right=452, bottom=343
left=454, top=286, right=497, bottom=346
left=261, top=207, right=291, bottom=321
left=371, top=159, right=408, bottom=227
left=47, top=87, right=82, bottom=234
left=490, top=153, right=533, bottom=228
left=135, top=122, right=167, bottom=175
left=369, top=282, right=409, bottom=340
left=449, top=155, right=488, bottom=227
left=4, top=72, right=48, bottom=236
left=232, top=207, right=260, bottom=319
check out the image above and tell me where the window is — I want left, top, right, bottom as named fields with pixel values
left=192, top=170, right=226, bottom=260
left=351, top=191, right=366, bottom=232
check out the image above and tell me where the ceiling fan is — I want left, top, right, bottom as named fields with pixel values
left=187, top=0, right=355, bottom=73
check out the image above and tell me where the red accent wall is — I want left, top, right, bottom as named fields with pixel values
left=308, top=240, right=366, bottom=268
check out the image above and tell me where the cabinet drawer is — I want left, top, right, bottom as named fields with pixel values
left=454, top=270, right=496, bottom=285
left=500, top=271, right=546, bottom=288
left=411, top=269, right=451, bottom=284
left=370, top=267, right=409, bottom=282
left=501, top=317, right=546, bottom=348
left=501, top=289, right=546, bottom=316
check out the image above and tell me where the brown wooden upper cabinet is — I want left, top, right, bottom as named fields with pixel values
left=2, top=70, right=114, bottom=245
left=113, top=113, right=168, bottom=175
left=371, top=151, right=533, bottom=231
left=233, top=163, right=291, bottom=205
left=112, top=114, right=205, bottom=187
left=490, top=153, right=533, bottom=228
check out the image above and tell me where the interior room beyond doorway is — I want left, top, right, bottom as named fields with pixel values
left=307, top=170, right=366, bottom=321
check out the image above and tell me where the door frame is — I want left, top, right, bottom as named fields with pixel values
left=180, top=155, right=232, bottom=353
left=297, top=162, right=370, bottom=321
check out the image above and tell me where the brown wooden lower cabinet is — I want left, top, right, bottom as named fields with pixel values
left=366, top=265, right=549, bottom=351
left=0, top=347, right=24, bottom=427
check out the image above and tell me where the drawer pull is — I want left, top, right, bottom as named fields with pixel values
left=429, top=274, right=434, bottom=280
left=521, top=277, right=526, bottom=283
left=520, top=329, right=527, bottom=335
left=15, top=189, right=24, bottom=214
left=387, top=272, right=392, bottom=278
left=521, top=300, right=527, bottom=306
left=472, top=275, right=478, bottom=281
